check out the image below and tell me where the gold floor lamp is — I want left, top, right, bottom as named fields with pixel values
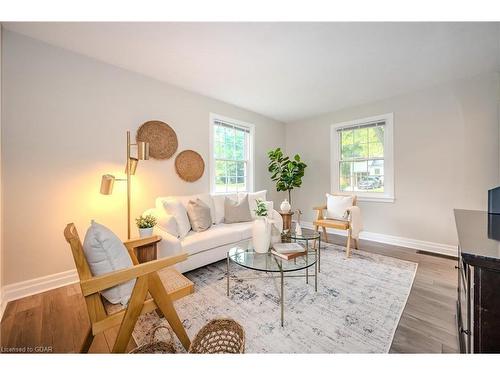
left=99, top=131, right=150, bottom=239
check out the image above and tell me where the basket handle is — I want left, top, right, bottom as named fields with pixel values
left=149, top=324, right=174, bottom=345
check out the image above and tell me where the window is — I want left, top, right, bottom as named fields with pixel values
left=209, top=113, right=254, bottom=194
left=331, top=113, right=394, bottom=202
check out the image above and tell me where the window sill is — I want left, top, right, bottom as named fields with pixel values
left=356, top=195, right=395, bottom=203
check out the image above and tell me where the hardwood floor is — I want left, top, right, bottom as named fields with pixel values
left=0, top=283, right=135, bottom=353
left=0, top=235, right=459, bottom=353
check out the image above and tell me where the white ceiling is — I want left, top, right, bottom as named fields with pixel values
left=4, top=22, right=500, bottom=122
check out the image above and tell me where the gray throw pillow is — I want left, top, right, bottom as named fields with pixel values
left=186, top=198, right=212, bottom=232
left=224, top=195, right=253, bottom=224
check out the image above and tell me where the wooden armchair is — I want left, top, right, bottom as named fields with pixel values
left=313, top=193, right=358, bottom=257
left=64, top=223, right=191, bottom=353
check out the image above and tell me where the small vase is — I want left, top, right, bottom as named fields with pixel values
left=252, top=217, right=271, bottom=253
left=139, top=227, right=153, bottom=238
left=280, top=199, right=291, bottom=213
left=295, top=222, right=302, bottom=236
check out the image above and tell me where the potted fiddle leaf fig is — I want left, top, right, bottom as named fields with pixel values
left=135, top=214, right=157, bottom=238
left=268, top=148, right=307, bottom=206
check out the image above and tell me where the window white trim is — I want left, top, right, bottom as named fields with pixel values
left=330, top=113, right=394, bottom=203
left=209, top=113, right=255, bottom=194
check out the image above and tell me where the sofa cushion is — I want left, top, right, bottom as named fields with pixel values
left=82, top=220, right=135, bottom=305
left=228, top=221, right=253, bottom=239
left=181, top=223, right=252, bottom=255
left=224, top=195, right=253, bottom=224
left=211, top=193, right=238, bottom=224
left=186, top=198, right=212, bottom=232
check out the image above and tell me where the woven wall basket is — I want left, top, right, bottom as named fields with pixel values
left=136, top=120, right=178, bottom=160
left=175, top=150, right=205, bottom=182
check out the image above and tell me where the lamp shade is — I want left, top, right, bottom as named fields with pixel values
left=126, top=157, right=139, bottom=175
left=100, top=174, right=115, bottom=195
left=137, top=141, right=150, bottom=160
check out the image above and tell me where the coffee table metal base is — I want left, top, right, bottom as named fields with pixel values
left=226, top=253, right=318, bottom=327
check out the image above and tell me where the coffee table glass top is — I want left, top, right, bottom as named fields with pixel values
left=283, top=231, right=321, bottom=241
left=228, top=240, right=316, bottom=273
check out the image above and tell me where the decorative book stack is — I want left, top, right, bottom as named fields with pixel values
left=271, top=242, right=306, bottom=260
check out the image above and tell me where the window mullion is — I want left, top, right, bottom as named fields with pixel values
left=233, top=125, right=237, bottom=192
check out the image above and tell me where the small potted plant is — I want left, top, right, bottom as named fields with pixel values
left=252, top=199, right=271, bottom=253
left=135, top=214, right=157, bottom=238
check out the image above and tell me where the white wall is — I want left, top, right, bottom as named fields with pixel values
left=0, top=25, right=4, bottom=315
left=2, top=29, right=499, bottom=290
left=286, top=72, right=499, bottom=248
left=2, top=31, right=285, bottom=285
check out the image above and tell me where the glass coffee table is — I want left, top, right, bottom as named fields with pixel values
left=283, top=231, right=322, bottom=272
left=226, top=240, right=317, bottom=327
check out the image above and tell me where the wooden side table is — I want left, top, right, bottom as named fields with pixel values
left=125, top=235, right=195, bottom=299
left=278, top=211, right=294, bottom=233
left=126, top=235, right=162, bottom=263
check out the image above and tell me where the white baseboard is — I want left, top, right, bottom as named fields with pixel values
left=0, top=287, right=6, bottom=321
left=2, top=269, right=79, bottom=316
left=301, top=221, right=458, bottom=258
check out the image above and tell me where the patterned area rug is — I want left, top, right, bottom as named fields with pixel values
left=133, top=243, right=417, bottom=353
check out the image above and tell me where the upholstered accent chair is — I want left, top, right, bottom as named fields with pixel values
left=313, top=193, right=362, bottom=257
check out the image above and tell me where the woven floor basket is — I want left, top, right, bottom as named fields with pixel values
left=130, top=324, right=176, bottom=354
left=188, top=319, right=245, bottom=354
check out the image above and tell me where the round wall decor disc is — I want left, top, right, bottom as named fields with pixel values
left=175, top=150, right=205, bottom=182
left=136, top=120, right=178, bottom=159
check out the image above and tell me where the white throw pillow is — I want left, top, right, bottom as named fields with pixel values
left=239, top=190, right=267, bottom=219
left=143, top=208, right=178, bottom=238
left=82, top=220, right=135, bottom=305
left=211, top=193, right=237, bottom=224
left=157, top=194, right=215, bottom=225
left=157, top=214, right=178, bottom=237
left=162, top=198, right=191, bottom=238
left=326, top=194, right=353, bottom=220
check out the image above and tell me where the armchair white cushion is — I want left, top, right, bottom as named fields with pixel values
left=82, top=220, right=135, bottom=305
left=326, top=193, right=353, bottom=220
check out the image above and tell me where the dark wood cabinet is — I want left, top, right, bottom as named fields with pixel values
left=455, top=209, right=500, bottom=353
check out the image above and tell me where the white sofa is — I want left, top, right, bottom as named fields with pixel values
left=144, top=191, right=283, bottom=273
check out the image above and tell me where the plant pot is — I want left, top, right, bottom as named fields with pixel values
left=252, top=217, right=271, bottom=253
left=139, top=227, right=154, bottom=238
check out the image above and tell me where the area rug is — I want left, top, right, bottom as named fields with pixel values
left=133, top=243, right=417, bottom=353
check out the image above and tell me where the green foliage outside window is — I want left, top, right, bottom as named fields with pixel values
left=339, top=125, right=385, bottom=192
left=214, top=124, right=248, bottom=192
